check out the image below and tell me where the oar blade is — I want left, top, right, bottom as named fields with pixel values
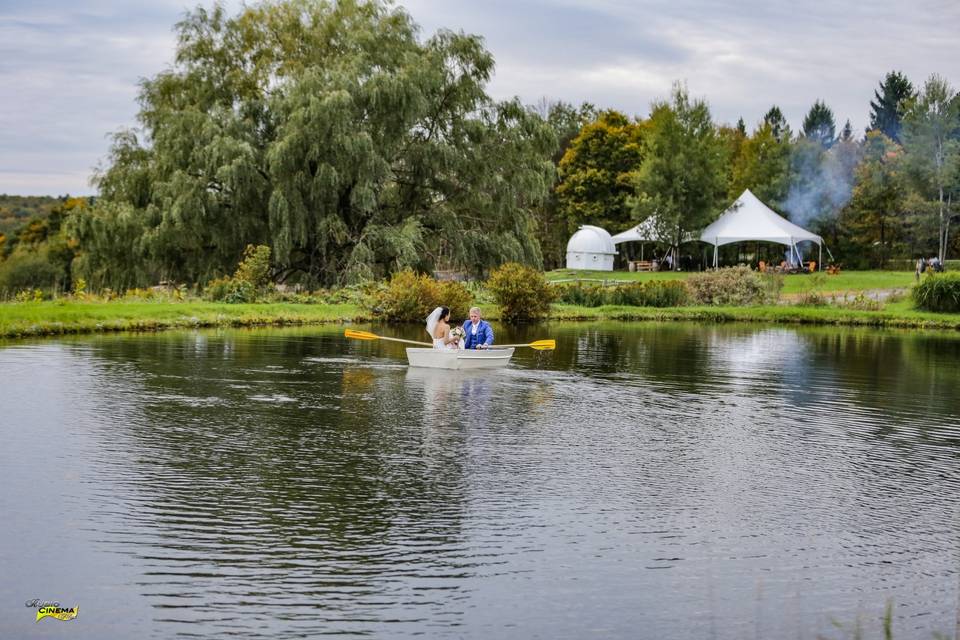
left=529, top=339, right=556, bottom=351
left=344, top=328, right=379, bottom=341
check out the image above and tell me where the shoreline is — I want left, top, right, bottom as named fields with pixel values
left=3, top=298, right=960, bottom=340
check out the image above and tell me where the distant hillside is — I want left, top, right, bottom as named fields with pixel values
left=0, top=195, right=62, bottom=235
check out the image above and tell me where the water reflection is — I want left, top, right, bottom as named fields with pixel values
left=1, top=324, right=959, bottom=639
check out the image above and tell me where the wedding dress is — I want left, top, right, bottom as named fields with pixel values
left=426, top=307, right=463, bottom=351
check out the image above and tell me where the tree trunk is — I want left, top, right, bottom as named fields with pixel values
left=944, top=193, right=953, bottom=263
left=879, top=217, right=886, bottom=269
left=939, top=184, right=946, bottom=263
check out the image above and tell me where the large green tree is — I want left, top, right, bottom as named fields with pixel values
left=532, top=100, right=597, bottom=269
left=901, top=74, right=960, bottom=262
left=763, top=105, right=790, bottom=142
left=631, top=83, right=728, bottom=250
left=842, top=131, right=904, bottom=268
left=801, top=100, right=837, bottom=148
left=869, top=71, right=915, bottom=144
left=555, top=110, right=646, bottom=233
left=84, top=0, right=555, bottom=288
left=728, top=121, right=791, bottom=206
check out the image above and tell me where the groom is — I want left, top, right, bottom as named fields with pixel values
left=462, top=307, right=494, bottom=350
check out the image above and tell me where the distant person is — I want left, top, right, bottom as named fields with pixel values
left=462, top=307, right=494, bottom=350
left=916, top=257, right=926, bottom=281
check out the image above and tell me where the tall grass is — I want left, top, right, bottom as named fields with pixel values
left=913, top=273, right=960, bottom=312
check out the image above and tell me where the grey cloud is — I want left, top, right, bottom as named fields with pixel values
left=2, top=0, right=960, bottom=195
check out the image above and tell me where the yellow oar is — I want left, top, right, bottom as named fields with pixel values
left=344, top=328, right=432, bottom=347
left=494, top=339, right=556, bottom=351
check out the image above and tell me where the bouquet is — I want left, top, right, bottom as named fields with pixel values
left=449, top=326, right=466, bottom=341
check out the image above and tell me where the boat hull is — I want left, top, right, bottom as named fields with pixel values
left=406, top=347, right=514, bottom=369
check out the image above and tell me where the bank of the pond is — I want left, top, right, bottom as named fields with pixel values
left=550, top=301, right=960, bottom=329
left=3, top=297, right=960, bottom=339
left=0, top=301, right=366, bottom=338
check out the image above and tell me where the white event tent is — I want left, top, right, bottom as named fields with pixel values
left=611, top=216, right=696, bottom=264
left=700, top=189, right=824, bottom=269
left=611, top=216, right=660, bottom=244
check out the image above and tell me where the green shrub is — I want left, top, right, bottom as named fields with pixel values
left=373, top=269, right=437, bottom=321
left=486, top=262, right=555, bottom=322
left=205, top=276, right=255, bottom=303
left=554, top=280, right=690, bottom=308
left=913, top=273, right=960, bottom=312
left=234, top=244, right=272, bottom=288
left=438, top=280, right=472, bottom=322
left=555, top=283, right=608, bottom=306
left=633, top=280, right=690, bottom=307
left=203, top=244, right=273, bottom=303
left=796, top=291, right=828, bottom=306
left=0, top=253, right=61, bottom=294
left=368, top=269, right=473, bottom=322
left=839, top=292, right=883, bottom=311
left=14, top=288, right=44, bottom=302
left=687, top=266, right=782, bottom=306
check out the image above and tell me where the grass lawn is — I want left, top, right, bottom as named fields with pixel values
left=0, top=300, right=365, bottom=339
left=547, top=269, right=917, bottom=295
left=549, top=301, right=960, bottom=329
left=0, top=269, right=953, bottom=341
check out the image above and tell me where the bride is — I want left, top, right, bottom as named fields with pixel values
left=426, top=306, right=464, bottom=350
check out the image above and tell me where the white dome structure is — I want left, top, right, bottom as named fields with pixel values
left=565, top=225, right=617, bottom=271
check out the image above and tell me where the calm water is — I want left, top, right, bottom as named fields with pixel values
left=1, top=322, right=959, bottom=639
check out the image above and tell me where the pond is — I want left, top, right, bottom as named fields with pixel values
left=1, top=322, right=959, bottom=639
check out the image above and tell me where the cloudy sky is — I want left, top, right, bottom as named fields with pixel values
left=2, top=0, right=959, bottom=196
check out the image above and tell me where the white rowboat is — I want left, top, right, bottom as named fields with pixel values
left=406, top=347, right=515, bottom=370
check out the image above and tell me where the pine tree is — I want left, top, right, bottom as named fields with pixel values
left=869, top=71, right=915, bottom=144
left=841, top=119, right=854, bottom=142
left=802, top=100, right=837, bottom=148
left=763, top=106, right=789, bottom=142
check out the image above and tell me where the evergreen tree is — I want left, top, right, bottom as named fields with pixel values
left=763, top=106, right=790, bottom=142
left=869, top=71, right=915, bottom=144
left=840, top=119, right=854, bottom=142
left=802, top=100, right=837, bottom=148
left=841, top=132, right=901, bottom=267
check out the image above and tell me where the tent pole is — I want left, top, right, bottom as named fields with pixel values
left=819, top=244, right=822, bottom=271
left=713, top=241, right=718, bottom=268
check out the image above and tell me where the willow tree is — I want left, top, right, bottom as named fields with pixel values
left=86, top=0, right=555, bottom=287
